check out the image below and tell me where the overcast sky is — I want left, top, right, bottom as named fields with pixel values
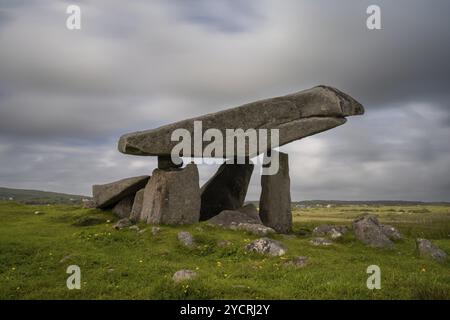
left=1, top=0, right=450, bottom=201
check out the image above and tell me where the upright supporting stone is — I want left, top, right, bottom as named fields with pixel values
left=140, top=163, right=200, bottom=224
left=259, top=151, right=292, bottom=233
left=200, top=161, right=254, bottom=221
left=158, top=155, right=183, bottom=170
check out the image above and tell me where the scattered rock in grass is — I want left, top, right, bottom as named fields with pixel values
left=173, top=269, right=198, bottom=283
left=416, top=238, right=447, bottom=262
left=217, top=240, right=232, bottom=247
left=245, top=238, right=286, bottom=256
left=353, top=215, right=393, bottom=248
left=284, top=256, right=309, bottom=268
left=129, top=225, right=140, bottom=231
left=235, top=223, right=275, bottom=236
left=151, top=226, right=161, bottom=235
left=34, top=211, right=43, bottom=215
left=313, top=225, right=349, bottom=240
left=73, top=215, right=105, bottom=227
left=113, top=218, right=132, bottom=230
left=310, top=237, right=333, bottom=246
left=107, top=268, right=115, bottom=273
left=178, top=231, right=195, bottom=248
left=59, top=255, right=72, bottom=264
left=138, top=228, right=147, bottom=234
left=381, top=225, right=402, bottom=241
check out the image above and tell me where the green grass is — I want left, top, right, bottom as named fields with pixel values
left=0, top=201, right=449, bottom=299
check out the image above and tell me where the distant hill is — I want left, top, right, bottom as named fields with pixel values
left=247, top=200, right=450, bottom=207
left=0, top=187, right=90, bottom=205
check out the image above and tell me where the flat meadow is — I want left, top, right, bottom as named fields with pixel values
left=0, top=201, right=449, bottom=299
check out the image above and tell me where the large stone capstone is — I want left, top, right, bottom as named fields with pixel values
left=118, top=86, right=364, bottom=158
left=93, top=175, right=150, bottom=209
left=259, top=151, right=292, bottom=233
left=140, top=163, right=201, bottom=224
left=200, top=162, right=254, bottom=221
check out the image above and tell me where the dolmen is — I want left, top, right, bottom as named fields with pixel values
left=92, top=85, right=364, bottom=233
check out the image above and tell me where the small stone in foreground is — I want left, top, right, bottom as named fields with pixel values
left=245, top=238, right=286, bottom=256
left=416, top=238, right=447, bottom=262
left=310, top=237, right=333, bottom=246
left=113, top=218, right=132, bottom=230
left=178, top=231, right=195, bottom=248
left=172, top=269, right=198, bottom=283
left=284, top=256, right=309, bottom=268
left=151, top=226, right=161, bottom=235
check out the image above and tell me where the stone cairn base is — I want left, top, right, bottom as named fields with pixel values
left=92, top=153, right=292, bottom=233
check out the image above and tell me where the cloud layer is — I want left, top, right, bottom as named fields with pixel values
left=0, top=0, right=449, bottom=201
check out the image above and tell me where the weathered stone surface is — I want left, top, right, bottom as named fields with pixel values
left=112, top=194, right=135, bottom=218
left=151, top=226, right=161, bottom=235
left=416, top=238, right=447, bottom=262
left=245, top=238, right=287, bottom=256
left=235, top=223, right=275, bottom=236
left=173, top=269, right=198, bottom=283
left=113, top=218, right=132, bottom=230
left=259, top=151, right=292, bottom=233
left=207, top=209, right=261, bottom=227
left=129, top=188, right=145, bottom=222
left=381, top=225, right=402, bottom=241
left=93, top=175, right=150, bottom=209
left=353, top=215, right=393, bottom=248
left=200, top=162, right=254, bottom=221
left=310, top=237, right=333, bottom=246
left=141, top=164, right=200, bottom=224
left=178, top=231, right=195, bottom=248
left=118, top=86, right=364, bottom=157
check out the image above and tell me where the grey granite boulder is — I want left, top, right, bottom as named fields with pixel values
left=235, top=223, right=275, bottom=236
left=353, top=215, right=393, bottom=248
left=416, top=238, right=447, bottom=262
left=141, top=163, right=200, bottom=225
left=200, top=162, right=254, bottom=221
left=93, top=175, right=149, bottom=209
left=118, top=86, right=364, bottom=158
left=245, top=238, right=287, bottom=256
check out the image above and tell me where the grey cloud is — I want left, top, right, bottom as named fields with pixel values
left=0, top=0, right=449, bottom=201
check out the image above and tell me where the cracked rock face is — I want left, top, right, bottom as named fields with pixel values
left=118, top=86, right=364, bottom=158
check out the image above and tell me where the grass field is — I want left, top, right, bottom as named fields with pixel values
left=0, top=201, right=449, bottom=299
